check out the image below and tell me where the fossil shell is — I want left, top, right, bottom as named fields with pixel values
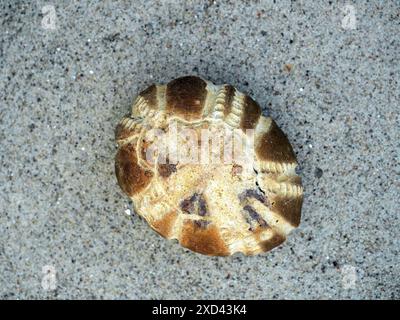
left=115, top=76, right=303, bottom=256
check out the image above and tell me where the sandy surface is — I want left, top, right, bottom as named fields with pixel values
left=1, top=1, right=399, bottom=299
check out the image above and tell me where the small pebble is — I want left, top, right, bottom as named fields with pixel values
left=315, top=167, right=323, bottom=178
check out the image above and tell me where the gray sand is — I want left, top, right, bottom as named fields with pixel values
left=0, top=1, right=399, bottom=299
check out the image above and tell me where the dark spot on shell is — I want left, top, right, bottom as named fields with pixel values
left=180, top=193, right=198, bottom=214
left=239, top=189, right=268, bottom=206
left=198, top=195, right=208, bottom=216
left=180, top=193, right=209, bottom=216
left=231, top=164, right=243, bottom=176
left=158, top=162, right=177, bottom=178
left=194, top=220, right=210, bottom=229
left=243, top=205, right=268, bottom=227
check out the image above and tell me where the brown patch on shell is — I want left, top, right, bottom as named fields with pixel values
left=115, top=143, right=153, bottom=196
left=259, top=232, right=286, bottom=252
left=255, top=120, right=297, bottom=163
left=269, top=194, right=303, bottom=227
left=240, top=95, right=261, bottom=130
left=151, top=211, right=178, bottom=239
left=180, top=219, right=229, bottom=256
left=223, top=85, right=235, bottom=117
left=166, top=76, right=207, bottom=121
